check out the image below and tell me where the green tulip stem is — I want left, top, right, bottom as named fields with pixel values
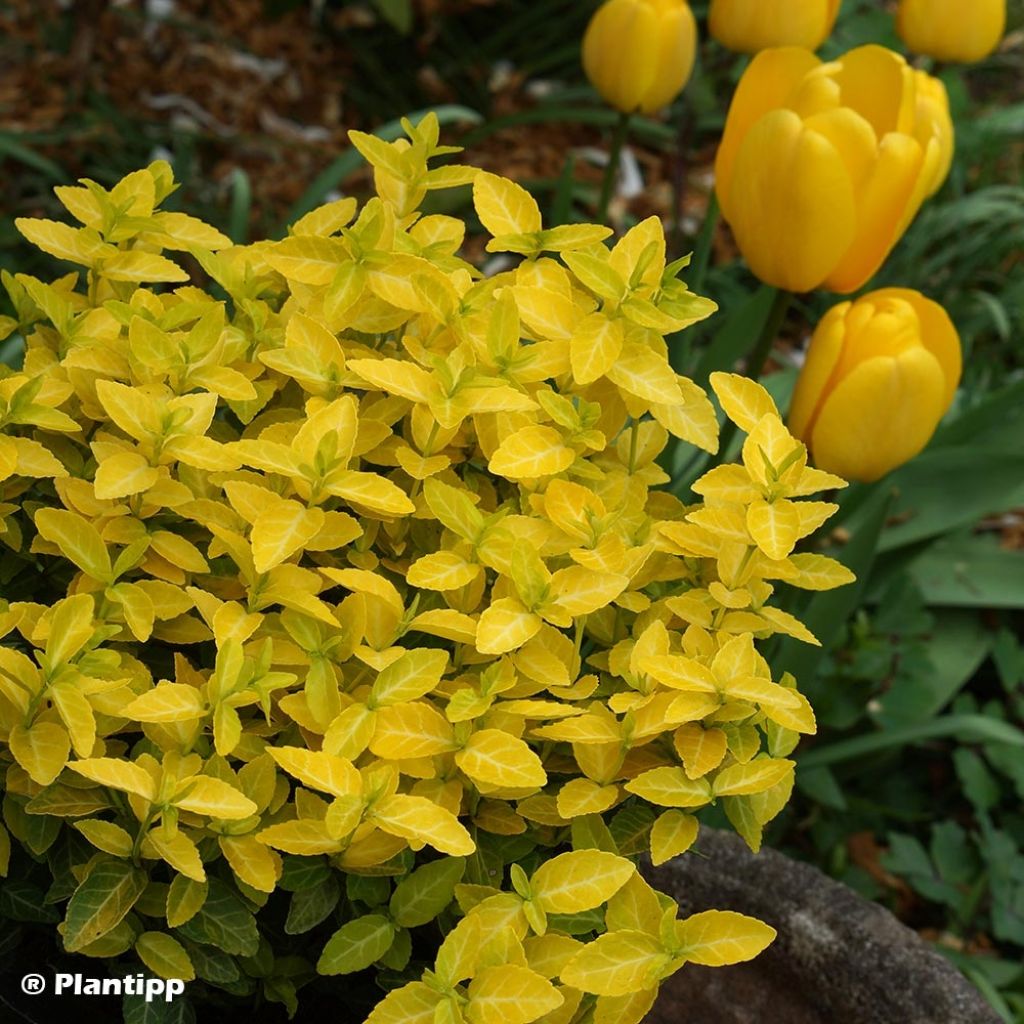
left=690, top=191, right=719, bottom=294
left=708, top=286, right=792, bottom=470
left=597, top=110, right=632, bottom=224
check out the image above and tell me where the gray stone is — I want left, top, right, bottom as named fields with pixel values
left=643, top=828, right=999, bottom=1024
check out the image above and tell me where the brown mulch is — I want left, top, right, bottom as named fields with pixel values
left=0, top=0, right=722, bottom=242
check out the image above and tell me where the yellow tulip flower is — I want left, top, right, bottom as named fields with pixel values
left=789, top=289, right=961, bottom=482
left=709, top=0, right=841, bottom=53
left=714, top=45, right=954, bottom=293
left=582, top=0, right=697, bottom=115
left=897, top=0, right=1005, bottom=63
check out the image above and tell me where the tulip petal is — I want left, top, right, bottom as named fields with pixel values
left=897, top=0, right=1005, bottom=63
left=823, top=132, right=924, bottom=294
left=709, top=0, right=839, bottom=54
left=715, top=47, right=822, bottom=218
left=728, top=109, right=856, bottom=292
left=788, top=302, right=850, bottom=441
left=583, top=0, right=659, bottom=114
left=641, top=3, right=697, bottom=113
left=810, top=348, right=947, bottom=482
left=802, top=107, right=877, bottom=195
left=830, top=45, right=917, bottom=138
left=912, top=71, right=954, bottom=196
left=868, top=289, right=961, bottom=410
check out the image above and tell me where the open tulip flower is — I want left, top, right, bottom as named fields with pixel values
left=789, top=288, right=962, bottom=482
left=715, top=45, right=954, bottom=294
left=583, top=0, right=697, bottom=114
left=897, top=0, right=1005, bottom=64
left=709, top=0, right=841, bottom=54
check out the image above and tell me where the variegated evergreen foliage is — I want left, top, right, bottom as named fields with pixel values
left=0, top=114, right=853, bottom=1022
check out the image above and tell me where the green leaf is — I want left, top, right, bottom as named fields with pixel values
left=692, top=284, right=777, bottom=383
left=64, top=860, right=147, bottom=952
left=799, top=714, right=1024, bottom=771
left=874, top=449, right=1024, bottom=552
left=876, top=609, right=992, bottom=726
left=0, top=880, right=61, bottom=922
left=285, top=876, right=340, bottom=935
left=389, top=857, right=465, bottom=929
left=317, top=913, right=396, bottom=975
left=372, top=0, right=413, bottom=33
left=896, top=534, right=1024, bottom=608
left=175, top=878, right=259, bottom=957
left=123, top=988, right=196, bottom=1024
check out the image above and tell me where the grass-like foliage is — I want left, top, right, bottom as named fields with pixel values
left=0, top=114, right=852, bottom=1021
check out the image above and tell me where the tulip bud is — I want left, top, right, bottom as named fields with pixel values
left=709, top=0, right=841, bottom=54
left=714, top=45, right=954, bottom=294
left=897, top=0, right=1005, bottom=64
left=583, top=0, right=697, bottom=115
left=788, top=289, right=961, bottom=482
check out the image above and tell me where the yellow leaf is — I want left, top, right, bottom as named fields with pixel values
left=785, top=553, right=856, bottom=591
left=712, top=758, right=794, bottom=797
left=267, top=746, right=361, bottom=798
left=94, top=451, right=159, bottom=499
left=530, top=851, right=634, bottom=914
left=94, top=379, right=160, bottom=442
left=135, top=931, right=195, bottom=981
left=466, top=965, right=562, bottom=1024
left=15, top=218, right=114, bottom=265
left=256, top=819, right=345, bottom=856
left=173, top=776, right=257, bottom=819
left=476, top=598, right=543, bottom=655
left=474, top=171, right=543, bottom=238
left=674, top=909, right=776, bottom=966
left=219, top=835, right=280, bottom=893
left=369, top=702, right=457, bottom=758
left=709, top=372, right=779, bottom=433
left=122, top=683, right=206, bottom=724
left=649, top=810, right=699, bottom=866
left=593, top=989, right=658, bottom=1024
left=606, top=343, right=682, bottom=406
left=74, top=819, right=134, bottom=858
left=102, top=251, right=189, bottom=283
left=560, top=931, right=668, bottom=997
left=50, top=681, right=96, bottom=757
left=407, top=551, right=480, bottom=591
left=70, top=757, right=157, bottom=801
left=369, top=648, right=449, bottom=707
left=141, top=829, right=205, bottom=882
left=165, top=875, right=207, bottom=928
left=672, top=724, right=727, bottom=780
left=370, top=794, right=475, bottom=856
left=570, top=313, right=623, bottom=386
left=364, top=981, right=443, bottom=1024
left=34, top=508, right=112, bottom=582
left=9, top=722, right=70, bottom=786
left=264, top=235, right=349, bottom=285
left=555, top=779, right=618, bottom=819
left=148, top=211, right=231, bottom=250
left=623, top=767, right=712, bottom=809
left=650, top=378, right=720, bottom=454
left=550, top=567, right=628, bottom=618
left=746, top=499, right=800, bottom=561
left=455, top=729, right=547, bottom=790
left=488, top=426, right=574, bottom=480
left=251, top=501, right=325, bottom=573
left=347, top=357, right=437, bottom=404
left=328, top=470, right=416, bottom=516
